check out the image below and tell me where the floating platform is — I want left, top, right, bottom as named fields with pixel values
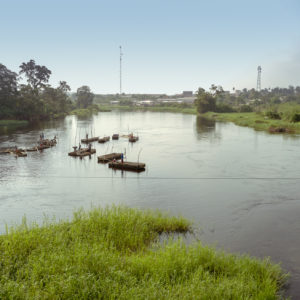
left=98, top=136, right=110, bottom=143
left=37, top=144, right=51, bottom=150
left=68, top=148, right=96, bottom=157
left=16, top=151, right=27, bottom=157
left=0, top=148, right=15, bottom=154
left=129, top=136, right=139, bottom=143
left=26, top=147, right=38, bottom=152
left=37, top=138, right=57, bottom=150
left=112, top=134, right=119, bottom=140
left=108, top=161, right=146, bottom=172
left=81, top=137, right=99, bottom=143
left=98, top=153, right=122, bottom=163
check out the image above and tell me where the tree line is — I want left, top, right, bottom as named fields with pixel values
left=195, top=85, right=300, bottom=114
left=0, top=60, right=94, bottom=121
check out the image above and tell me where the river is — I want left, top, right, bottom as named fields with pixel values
left=0, top=111, right=300, bottom=298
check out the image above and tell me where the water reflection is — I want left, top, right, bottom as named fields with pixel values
left=194, top=116, right=221, bottom=142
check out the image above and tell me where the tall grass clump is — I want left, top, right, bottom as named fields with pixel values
left=0, top=206, right=287, bottom=299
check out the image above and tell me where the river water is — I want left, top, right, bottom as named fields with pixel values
left=0, top=111, right=300, bottom=297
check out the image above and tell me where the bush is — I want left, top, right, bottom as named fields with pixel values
left=216, top=103, right=236, bottom=113
left=239, top=105, right=253, bottom=112
left=290, top=113, right=300, bottom=122
left=265, top=110, right=281, bottom=120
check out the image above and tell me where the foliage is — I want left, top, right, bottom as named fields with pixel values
left=290, top=113, right=300, bottom=123
left=19, top=59, right=51, bottom=90
left=0, top=206, right=286, bottom=299
left=0, top=60, right=74, bottom=121
left=195, top=88, right=216, bottom=113
left=216, top=103, right=236, bottom=113
left=0, top=64, right=18, bottom=119
left=239, top=105, right=253, bottom=112
left=0, top=120, right=28, bottom=126
left=265, top=111, right=281, bottom=120
left=76, top=85, right=94, bottom=108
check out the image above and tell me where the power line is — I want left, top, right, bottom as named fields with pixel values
left=3, top=175, right=300, bottom=180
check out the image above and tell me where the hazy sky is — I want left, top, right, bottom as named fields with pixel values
left=1, top=0, right=299, bottom=94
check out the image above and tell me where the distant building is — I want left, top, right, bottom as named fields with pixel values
left=135, top=100, right=154, bottom=106
left=182, top=91, right=193, bottom=97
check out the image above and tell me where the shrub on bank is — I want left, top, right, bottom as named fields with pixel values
left=265, top=110, right=281, bottom=120
left=239, top=105, right=253, bottom=112
left=290, top=113, right=300, bottom=123
left=216, top=103, right=236, bottom=113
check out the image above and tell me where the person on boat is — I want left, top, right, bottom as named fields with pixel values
left=78, top=144, right=81, bottom=150
left=121, top=153, right=124, bottom=163
left=88, top=143, right=91, bottom=152
left=86, top=133, right=88, bottom=140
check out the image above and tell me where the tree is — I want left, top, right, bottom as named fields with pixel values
left=0, top=63, right=18, bottom=118
left=195, top=87, right=216, bottom=113
left=58, top=81, right=71, bottom=93
left=76, top=86, right=94, bottom=108
left=19, top=59, right=51, bottom=90
left=16, top=84, right=44, bottom=121
left=0, top=64, right=18, bottom=98
left=209, top=84, right=224, bottom=96
left=42, top=81, right=72, bottom=116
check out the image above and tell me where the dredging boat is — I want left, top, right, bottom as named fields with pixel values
left=97, top=153, right=122, bottom=163
left=37, top=137, right=57, bottom=150
left=68, top=146, right=96, bottom=157
left=81, top=137, right=99, bottom=143
left=98, top=136, right=110, bottom=143
left=25, top=147, right=38, bottom=152
left=15, top=151, right=27, bottom=157
left=129, top=136, right=139, bottom=143
left=108, top=161, right=146, bottom=172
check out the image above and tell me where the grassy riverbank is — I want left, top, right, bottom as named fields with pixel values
left=0, top=120, right=29, bottom=126
left=98, top=104, right=197, bottom=114
left=70, top=105, right=111, bottom=117
left=0, top=206, right=286, bottom=299
left=204, top=111, right=300, bottom=133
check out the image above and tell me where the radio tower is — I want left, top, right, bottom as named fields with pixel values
left=256, top=66, right=262, bottom=91
left=119, top=46, right=123, bottom=94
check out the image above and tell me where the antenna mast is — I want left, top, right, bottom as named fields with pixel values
left=119, top=46, right=123, bottom=94
left=257, top=66, right=262, bottom=92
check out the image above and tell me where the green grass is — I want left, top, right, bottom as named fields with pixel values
left=0, top=206, right=287, bottom=299
left=0, top=120, right=29, bottom=126
left=70, top=108, right=98, bottom=117
left=204, top=111, right=300, bottom=133
left=98, top=104, right=197, bottom=115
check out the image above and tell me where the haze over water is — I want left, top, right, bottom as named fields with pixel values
left=1, top=111, right=300, bottom=297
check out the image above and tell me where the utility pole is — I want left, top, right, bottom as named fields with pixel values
left=119, top=46, right=123, bottom=94
left=257, top=66, right=262, bottom=92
